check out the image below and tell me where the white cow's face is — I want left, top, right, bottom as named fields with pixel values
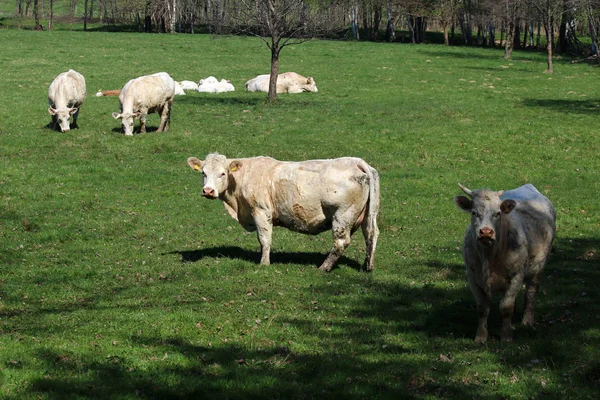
left=112, top=112, right=137, bottom=136
left=49, top=107, right=76, bottom=132
left=305, top=77, right=318, bottom=93
left=455, top=187, right=516, bottom=246
left=188, top=154, right=240, bottom=199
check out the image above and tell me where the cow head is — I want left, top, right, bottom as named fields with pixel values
left=305, top=77, right=318, bottom=92
left=112, top=112, right=141, bottom=135
left=48, top=107, right=77, bottom=132
left=454, top=183, right=516, bottom=246
left=188, top=153, right=241, bottom=199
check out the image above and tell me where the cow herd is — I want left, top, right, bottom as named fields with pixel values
left=46, top=69, right=556, bottom=343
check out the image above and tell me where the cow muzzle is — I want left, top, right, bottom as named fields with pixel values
left=477, top=227, right=495, bottom=245
left=202, top=187, right=217, bottom=199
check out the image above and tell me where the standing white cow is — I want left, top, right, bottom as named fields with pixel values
left=454, top=183, right=556, bottom=343
left=245, top=72, right=318, bottom=94
left=112, top=72, right=176, bottom=136
left=187, top=153, right=380, bottom=272
left=48, top=70, right=87, bottom=132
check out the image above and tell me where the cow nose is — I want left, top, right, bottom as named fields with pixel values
left=478, top=227, right=494, bottom=239
left=203, top=187, right=215, bottom=197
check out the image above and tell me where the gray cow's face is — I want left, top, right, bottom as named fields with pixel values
left=188, top=154, right=239, bottom=199
left=455, top=185, right=516, bottom=246
left=49, top=107, right=76, bottom=132
left=112, top=112, right=137, bottom=136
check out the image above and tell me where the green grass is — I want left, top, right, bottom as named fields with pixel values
left=0, top=30, right=599, bottom=399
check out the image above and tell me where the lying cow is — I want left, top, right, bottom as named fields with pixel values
left=178, top=80, right=199, bottom=91
left=197, top=77, right=235, bottom=93
left=454, top=183, right=556, bottom=343
left=245, top=72, right=318, bottom=94
left=187, top=153, right=380, bottom=272
left=48, top=69, right=87, bottom=132
left=112, top=72, right=176, bottom=136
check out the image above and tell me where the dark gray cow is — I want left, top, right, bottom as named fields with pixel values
left=454, top=183, right=556, bottom=343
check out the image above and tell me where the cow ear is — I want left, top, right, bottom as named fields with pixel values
left=187, top=157, right=204, bottom=171
left=229, top=160, right=242, bottom=173
left=48, top=107, right=57, bottom=115
left=133, top=112, right=142, bottom=119
left=112, top=112, right=121, bottom=120
left=497, top=190, right=504, bottom=196
left=454, top=196, right=472, bottom=212
left=500, top=199, right=517, bottom=214
left=69, top=108, right=78, bottom=115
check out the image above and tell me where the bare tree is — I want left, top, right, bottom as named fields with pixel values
left=531, top=0, right=575, bottom=73
left=236, top=0, right=337, bottom=101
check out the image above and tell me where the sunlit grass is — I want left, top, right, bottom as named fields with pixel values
left=0, top=29, right=598, bottom=399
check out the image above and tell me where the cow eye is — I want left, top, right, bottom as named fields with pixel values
left=471, top=211, right=480, bottom=218
left=494, top=212, right=501, bottom=218
left=219, top=172, right=226, bottom=178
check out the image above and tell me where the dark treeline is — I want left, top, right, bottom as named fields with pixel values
left=15, top=1, right=600, bottom=59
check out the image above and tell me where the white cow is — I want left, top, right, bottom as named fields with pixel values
left=197, top=77, right=235, bottom=93
left=245, top=72, right=318, bottom=94
left=179, top=80, right=199, bottom=91
left=455, top=183, right=556, bottom=343
left=112, top=72, right=176, bottom=136
left=187, top=153, right=380, bottom=272
left=48, top=70, right=87, bottom=132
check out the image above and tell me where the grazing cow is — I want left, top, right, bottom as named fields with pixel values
left=245, top=72, right=318, bottom=94
left=112, top=72, right=176, bottom=136
left=187, top=153, right=380, bottom=272
left=454, top=183, right=556, bottom=343
left=48, top=70, right=87, bottom=132
left=197, top=77, right=235, bottom=93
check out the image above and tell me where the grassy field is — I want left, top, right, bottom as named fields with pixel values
left=0, top=30, right=599, bottom=399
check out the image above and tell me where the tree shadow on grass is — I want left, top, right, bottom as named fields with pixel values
left=176, top=95, right=265, bottom=107
left=167, top=245, right=363, bottom=271
left=523, top=98, right=600, bottom=115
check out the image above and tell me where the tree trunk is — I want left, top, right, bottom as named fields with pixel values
left=84, top=0, right=88, bottom=31
left=385, top=0, right=395, bottom=42
left=522, top=19, right=529, bottom=48
left=545, top=18, right=554, bottom=73
left=48, top=0, right=53, bottom=30
left=268, top=42, right=280, bottom=102
left=351, top=4, right=359, bottom=40
left=588, top=11, right=600, bottom=62
left=33, top=0, right=42, bottom=30
left=513, top=19, right=520, bottom=50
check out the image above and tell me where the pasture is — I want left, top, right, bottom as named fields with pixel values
left=0, top=30, right=599, bottom=399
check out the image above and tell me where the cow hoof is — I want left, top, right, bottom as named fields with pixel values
left=318, top=265, right=332, bottom=273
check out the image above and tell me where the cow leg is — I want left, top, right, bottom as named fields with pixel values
left=522, top=273, right=542, bottom=326
left=140, top=114, right=147, bottom=133
left=254, top=212, right=273, bottom=266
left=466, top=272, right=490, bottom=343
left=163, top=100, right=172, bottom=132
left=361, top=211, right=379, bottom=272
left=50, top=115, right=58, bottom=130
left=71, top=108, right=80, bottom=129
left=319, top=225, right=351, bottom=272
left=499, top=274, right=523, bottom=342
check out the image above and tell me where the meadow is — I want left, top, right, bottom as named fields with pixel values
left=0, top=29, right=599, bottom=399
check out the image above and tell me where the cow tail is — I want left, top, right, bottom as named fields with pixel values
left=365, top=163, right=380, bottom=233
left=359, top=160, right=380, bottom=271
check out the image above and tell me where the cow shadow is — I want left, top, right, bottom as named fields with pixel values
left=523, top=98, right=600, bottom=115
left=167, top=245, right=363, bottom=270
left=110, top=126, right=160, bottom=134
